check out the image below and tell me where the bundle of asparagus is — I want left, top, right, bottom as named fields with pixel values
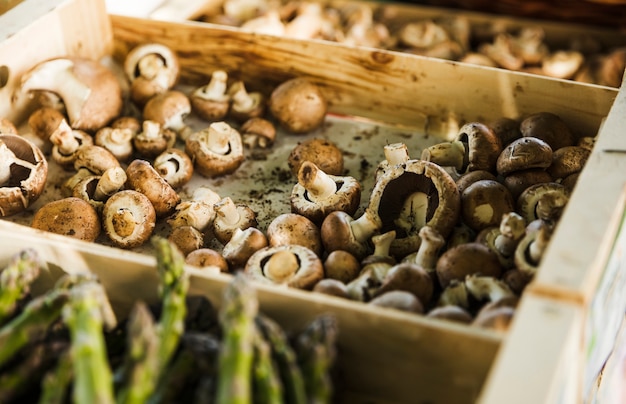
left=0, top=238, right=339, bottom=403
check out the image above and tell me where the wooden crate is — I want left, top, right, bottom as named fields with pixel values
left=0, top=0, right=624, bottom=402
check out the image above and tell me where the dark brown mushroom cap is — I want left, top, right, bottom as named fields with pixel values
left=456, top=170, right=497, bottom=195
left=488, top=117, right=521, bottom=147
left=503, top=168, right=553, bottom=200
left=268, top=77, right=328, bottom=134
left=288, top=138, right=344, bottom=177
left=546, top=145, right=590, bottom=180
left=102, top=189, right=156, bottom=249
left=369, top=159, right=461, bottom=258
left=320, top=210, right=372, bottom=260
left=313, top=278, right=350, bottom=299
left=240, top=117, right=276, bottom=148
left=472, top=305, right=515, bottom=332
left=517, top=182, right=570, bottom=223
left=323, top=250, right=361, bottom=283
left=125, top=159, right=181, bottom=218
left=520, top=112, right=575, bottom=151
left=374, top=262, right=434, bottom=307
left=31, top=197, right=100, bottom=242
left=368, top=290, right=424, bottom=314
left=435, top=242, right=502, bottom=289
left=426, top=305, right=473, bottom=323
left=461, top=179, right=514, bottom=232
left=244, top=244, right=324, bottom=289
left=455, top=122, right=502, bottom=173
left=266, top=213, right=323, bottom=256
left=496, top=136, right=553, bottom=176
left=0, top=134, right=48, bottom=217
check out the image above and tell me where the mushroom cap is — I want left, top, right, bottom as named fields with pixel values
left=520, top=112, right=574, bottom=151
left=546, top=145, right=590, bottom=180
left=244, top=244, right=324, bottom=289
left=369, top=159, right=461, bottom=258
left=288, top=138, right=344, bottom=177
left=312, top=279, right=350, bottom=299
left=28, top=107, right=66, bottom=141
left=456, top=170, right=497, bottom=195
left=73, top=144, right=121, bottom=175
left=461, top=179, right=515, bottom=232
left=488, top=117, right=521, bottom=147
left=368, top=290, right=424, bottom=314
left=124, top=43, right=180, bottom=105
left=31, top=197, right=100, bottom=242
left=20, top=57, right=123, bottom=132
left=435, top=242, right=502, bottom=288
left=125, top=159, right=181, bottom=218
left=502, top=168, right=553, bottom=200
left=168, top=225, right=204, bottom=256
left=212, top=199, right=258, bottom=245
left=426, top=306, right=473, bottom=323
left=269, top=77, right=328, bottom=134
left=0, top=134, right=48, bottom=217
left=185, top=248, right=229, bottom=273
left=240, top=117, right=277, bottom=148
left=154, top=147, right=194, bottom=189
left=143, top=90, right=191, bottom=131
left=266, top=213, right=323, bottom=256
left=102, top=190, right=156, bottom=249
left=185, top=122, right=244, bottom=178
left=320, top=211, right=370, bottom=259
left=496, top=136, right=553, bottom=176
left=455, top=122, right=502, bottom=174
left=190, top=95, right=230, bottom=121
left=323, top=250, right=361, bottom=283
left=374, top=262, right=434, bottom=307
left=222, top=227, right=269, bottom=269
left=517, top=182, right=570, bottom=223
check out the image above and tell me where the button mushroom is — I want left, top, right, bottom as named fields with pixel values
left=290, top=161, right=361, bottom=225
left=266, top=213, right=323, bottom=257
left=288, top=137, right=344, bottom=177
left=240, top=117, right=276, bottom=149
left=435, top=242, right=502, bottom=289
left=323, top=250, right=361, bottom=283
left=49, top=119, right=94, bottom=169
left=124, top=43, right=180, bottom=106
left=185, top=121, right=244, bottom=178
left=125, top=159, right=181, bottom=218
left=154, top=148, right=194, bottom=189
left=102, top=189, right=156, bottom=249
left=190, top=70, right=231, bottom=121
left=185, top=248, right=228, bottom=273
left=0, top=134, right=48, bottom=217
left=19, top=57, right=123, bottom=132
left=222, top=227, right=269, bottom=269
left=27, top=107, right=66, bottom=142
left=496, top=136, right=553, bottom=177
left=520, top=112, right=574, bottom=151
left=143, top=90, right=192, bottom=140
left=227, top=80, right=265, bottom=122
left=320, top=208, right=381, bottom=260
left=211, top=197, right=257, bottom=245
left=460, top=179, right=514, bottom=233
left=168, top=225, right=205, bottom=256
left=31, top=197, right=101, bottom=242
left=517, top=182, right=570, bottom=224
left=514, top=219, right=553, bottom=276
left=167, top=186, right=221, bottom=232
left=268, top=77, right=328, bottom=134
left=244, top=245, right=323, bottom=289
left=132, top=120, right=176, bottom=158
left=476, top=212, right=526, bottom=269
left=94, top=126, right=135, bottom=162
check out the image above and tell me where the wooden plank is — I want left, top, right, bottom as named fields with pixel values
left=149, top=0, right=221, bottom=21
left=0, top=0, right=113, bottom=124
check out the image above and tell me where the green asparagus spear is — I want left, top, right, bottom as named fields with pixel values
left=0, top=248, right=42, bottom=325
left=152, top=237, right=189, bottom=374
left=38, top=348, right=73, bottom=404
left=215, top=273, right=259, bottom=404
left=252, top=330, right=283, bottom=404
left=294, top=315, right=338, bottom=404
left=63, top=281, right=115, bottom=404
left=0, top=288, right=70, bottom=368
left=115, top=301, right=159, bottom=404
left=256, top=315, right=306, bottom=404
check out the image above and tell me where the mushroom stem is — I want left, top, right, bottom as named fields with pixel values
left=494, top=212, right=525, bottom=257
left=137, top=53, right=166, bottom=80
left=414, top=226, right=445, bottom=270
left=112, top=208, right=137, bottom=238
left=20, top=59, right=92, bottom=129
left=383, top=143, right=410, bottom=166
left=0, top=141, right=16, bottom=185
left=206, top=122, right=236, bottom=155
left=50, top=120, right=80, bottom=156
left=535, top=192, right=568, bottom=223
left=214, top=197, right=241, bottom=227
left=201, top=70, right=228, bottom=99
left=371, top=230, right=396, bottom=257
left=465, top=275, right=515, bottom=302
left=421, top=140, right=466, bottom=172
left=438, top=280, right=469, bottom=308
left=298, top=161, right=337, bottom=202
left=263, top=250, right=299, bottom=283
left=140, top=120, right=162, bottom=140
left=528, top=224, right=550, bottom=263
left=229, top=81, right=255, bottom=111
left=394, top=191, right=429, bottom=234
left=350, top=209, right=381, bottom=244
left=94, top=167, right=127, bottom=201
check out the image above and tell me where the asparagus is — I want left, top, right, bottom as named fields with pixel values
left=0, top=287, right=70, bottom=368
left=152, top=237, right=189, bottom=375
left=115, top=302, right=159, bottom=404
left=63, top=281, right=115, bottom=404
left=252, top=330, right=283, bottom=404
left=294, top=315, right=339, bottom=404
left=215, top=273, right=259, bottom=404
left=0, top=248, right=42, bottom=325
left=38, top=349, right=73, bottom=404
left=256, top=314, right=306, bottom=404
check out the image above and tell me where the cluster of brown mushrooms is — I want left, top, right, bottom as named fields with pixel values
left=0, top=41, right=592, bottom=333
left=199, top=0, right=626, bottom=87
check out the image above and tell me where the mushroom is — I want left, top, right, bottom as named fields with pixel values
left=496, top=137, right=553, bottom=177
left=31, top=197, right=100, bottom=242
left=266, top=213, right=323, bottom=257
left=323, top=250, right=361, bottom=283
left=185, top=248, right=228, bottom=273
left=368, top=290, right=424, bottom=314
left=143, top=90, right=192, bottom=140
left=487, top=117, right=521, bottom=148
left=132, top=120, right=176, bottom=158
left=73, top=144, right=121, bottom=176
left=167, top=186, right=221, bottom=232
left=421, top=122, right=502, bottom=176
left=476, top=212, right=526, bottom=269
left=212, top=197, right=257, bottom=245
left=290, top=161, right=361, bottom=225
left=402, top=225, right=445, bottom=277
left=268, top=77, right=328, bottom=134
left=154, top=148, right=194, bottom=189
left=437, top=279, right=470, bottom=309
left=28, top=107, right=66, bottom=142
left=283, top=2, right=325, bottom=39
left=460, top=179, right=515, bottom=233
left=546, top=145, right=590, bottom=182
left=190, top=70, right=231, bottom=121
left=168, top=225, right=205, bottom=256
left=240, top=117, right=276, bottom=149
left=19, top=57, right=123, bottom=132
left=240, top=10, right=286, bottom=36
left=542, top=51, right=584, bottom=79
left=464, top=274, right=516, bottom=305
left=102, top=190, right=156, bottom=249
left=71, top=166, right=127, bottom=211
left=111, top=116, right=142, bottom=135
left=455, top=170, right=498, bottom=196
left=94, top=126, right=135, bottom=162
left=397, top=20, right=449, bottom=49
left=185, top=121, right=244, bottom=178
left=478, top=33, right=524, bottom=71
left=520, top=112, right=574, bottom=151
left=369, top=159, right=461, bottom=258
left=227, top=80, right=265, bottom=122
left=125, top=159, right=181, bottom=218
left=0, top=134, right=48, bottom=216
left=288, top=138, right=344, bottom=177
left=517, top=182, right=570, bottom=224
left=376, top=142, right=410, bottom=181
left=222, top=227, right=268, bottom=269
left=313, top=279, right=350, bottom=299
left=49, top=119, right=94, bottom=169
left=502, top=169, right=553, bottom=201
left=375, top=262, right=434, bottom=307
left=515, top=219, right=552, bottom=276
left=245, top=245, right=324, bottom=289
left=502, top=268, right=533, bottom=295
left=427, top=305, right=473, bottom=324
left=124, top=43, right=180, bottom=106
left=0, top=118, right=17, bottom=136
left=320, top=208, right=381, bottom=260
left=435, top=242, right=502, bottom=289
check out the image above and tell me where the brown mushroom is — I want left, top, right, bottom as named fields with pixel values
left=245, top=245, right=323, bottom=289
left=143, top=90, right=192, bottom=140
left=125, top=159, right=181, bottom=218
left=288, top=138, right=344, bottom=177
left=546, top=145, right=590, bottom=181
left=320, top=209, right=381, bottom=260
left=435, top=242, right=502, bottom=289
left=427, top=305, right=473, bottom=324
left=313, top=279, right=350, bottom=299
left=515, top=219, right=552, bottom=276
left=124, top=43, right=180, bottom=106
left=376, top=142, right=410, bottom=181
left=368, top=290, right=424, bottom=314
left=487, top=117, right=521, bottom=148
left=240, top=117, right=276, bottom=149
left=517, top=182, right=570, bottom=224
left=102, top=190, right=156, bottom=249
left=0, top=134, right=48, bottom=217
left=190, top=70, right=230, bottom=121
left=455, top=170, right=497, bottom=195
left=496, top=136, right=553, bottom=177
left=375, top=262, right=434, bottom=307
left=132, top=120, right=176, bottom=158
left=222, top=227, right=269, bottom=269
left=266, top=213, right=323, bottom=257
left=520, top=112, right=574, bottom=151
left=19, top=57, right=123, bottom=132
left=49, top=119, right=94, bottom=170
left=323, top=250, right=361, bottom=283
left=154, top=148, right=194, bottom=189
left=28, top=107, right=66, bottom=141
left=346, top=231, right=397, bottom=301
left=212, top=197, right=257, bottom=245
left=227, top=80, right=265, bottom=122
left=268, top=77, right=328, bottom=134
left=476, top=211, right=526, bottom=269
left=94, top=126, right=135, bottom=162
left=185, top=248, right=228, bottom=273
left=167, top=186, right=221, bottom=232
left=168, top=225, right=204, bottom=256
left=31, top=197, right=100, bottom=242
left=502, top=169, right=553, bottom=200
left=185, top=122, right=244, bottom=178
left=460, top=179, right=514, bottom=233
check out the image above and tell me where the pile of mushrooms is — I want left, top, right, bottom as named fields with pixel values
left=0, top=41, right=593, bottom=333
left=199, top=0, right=626, bottom=87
